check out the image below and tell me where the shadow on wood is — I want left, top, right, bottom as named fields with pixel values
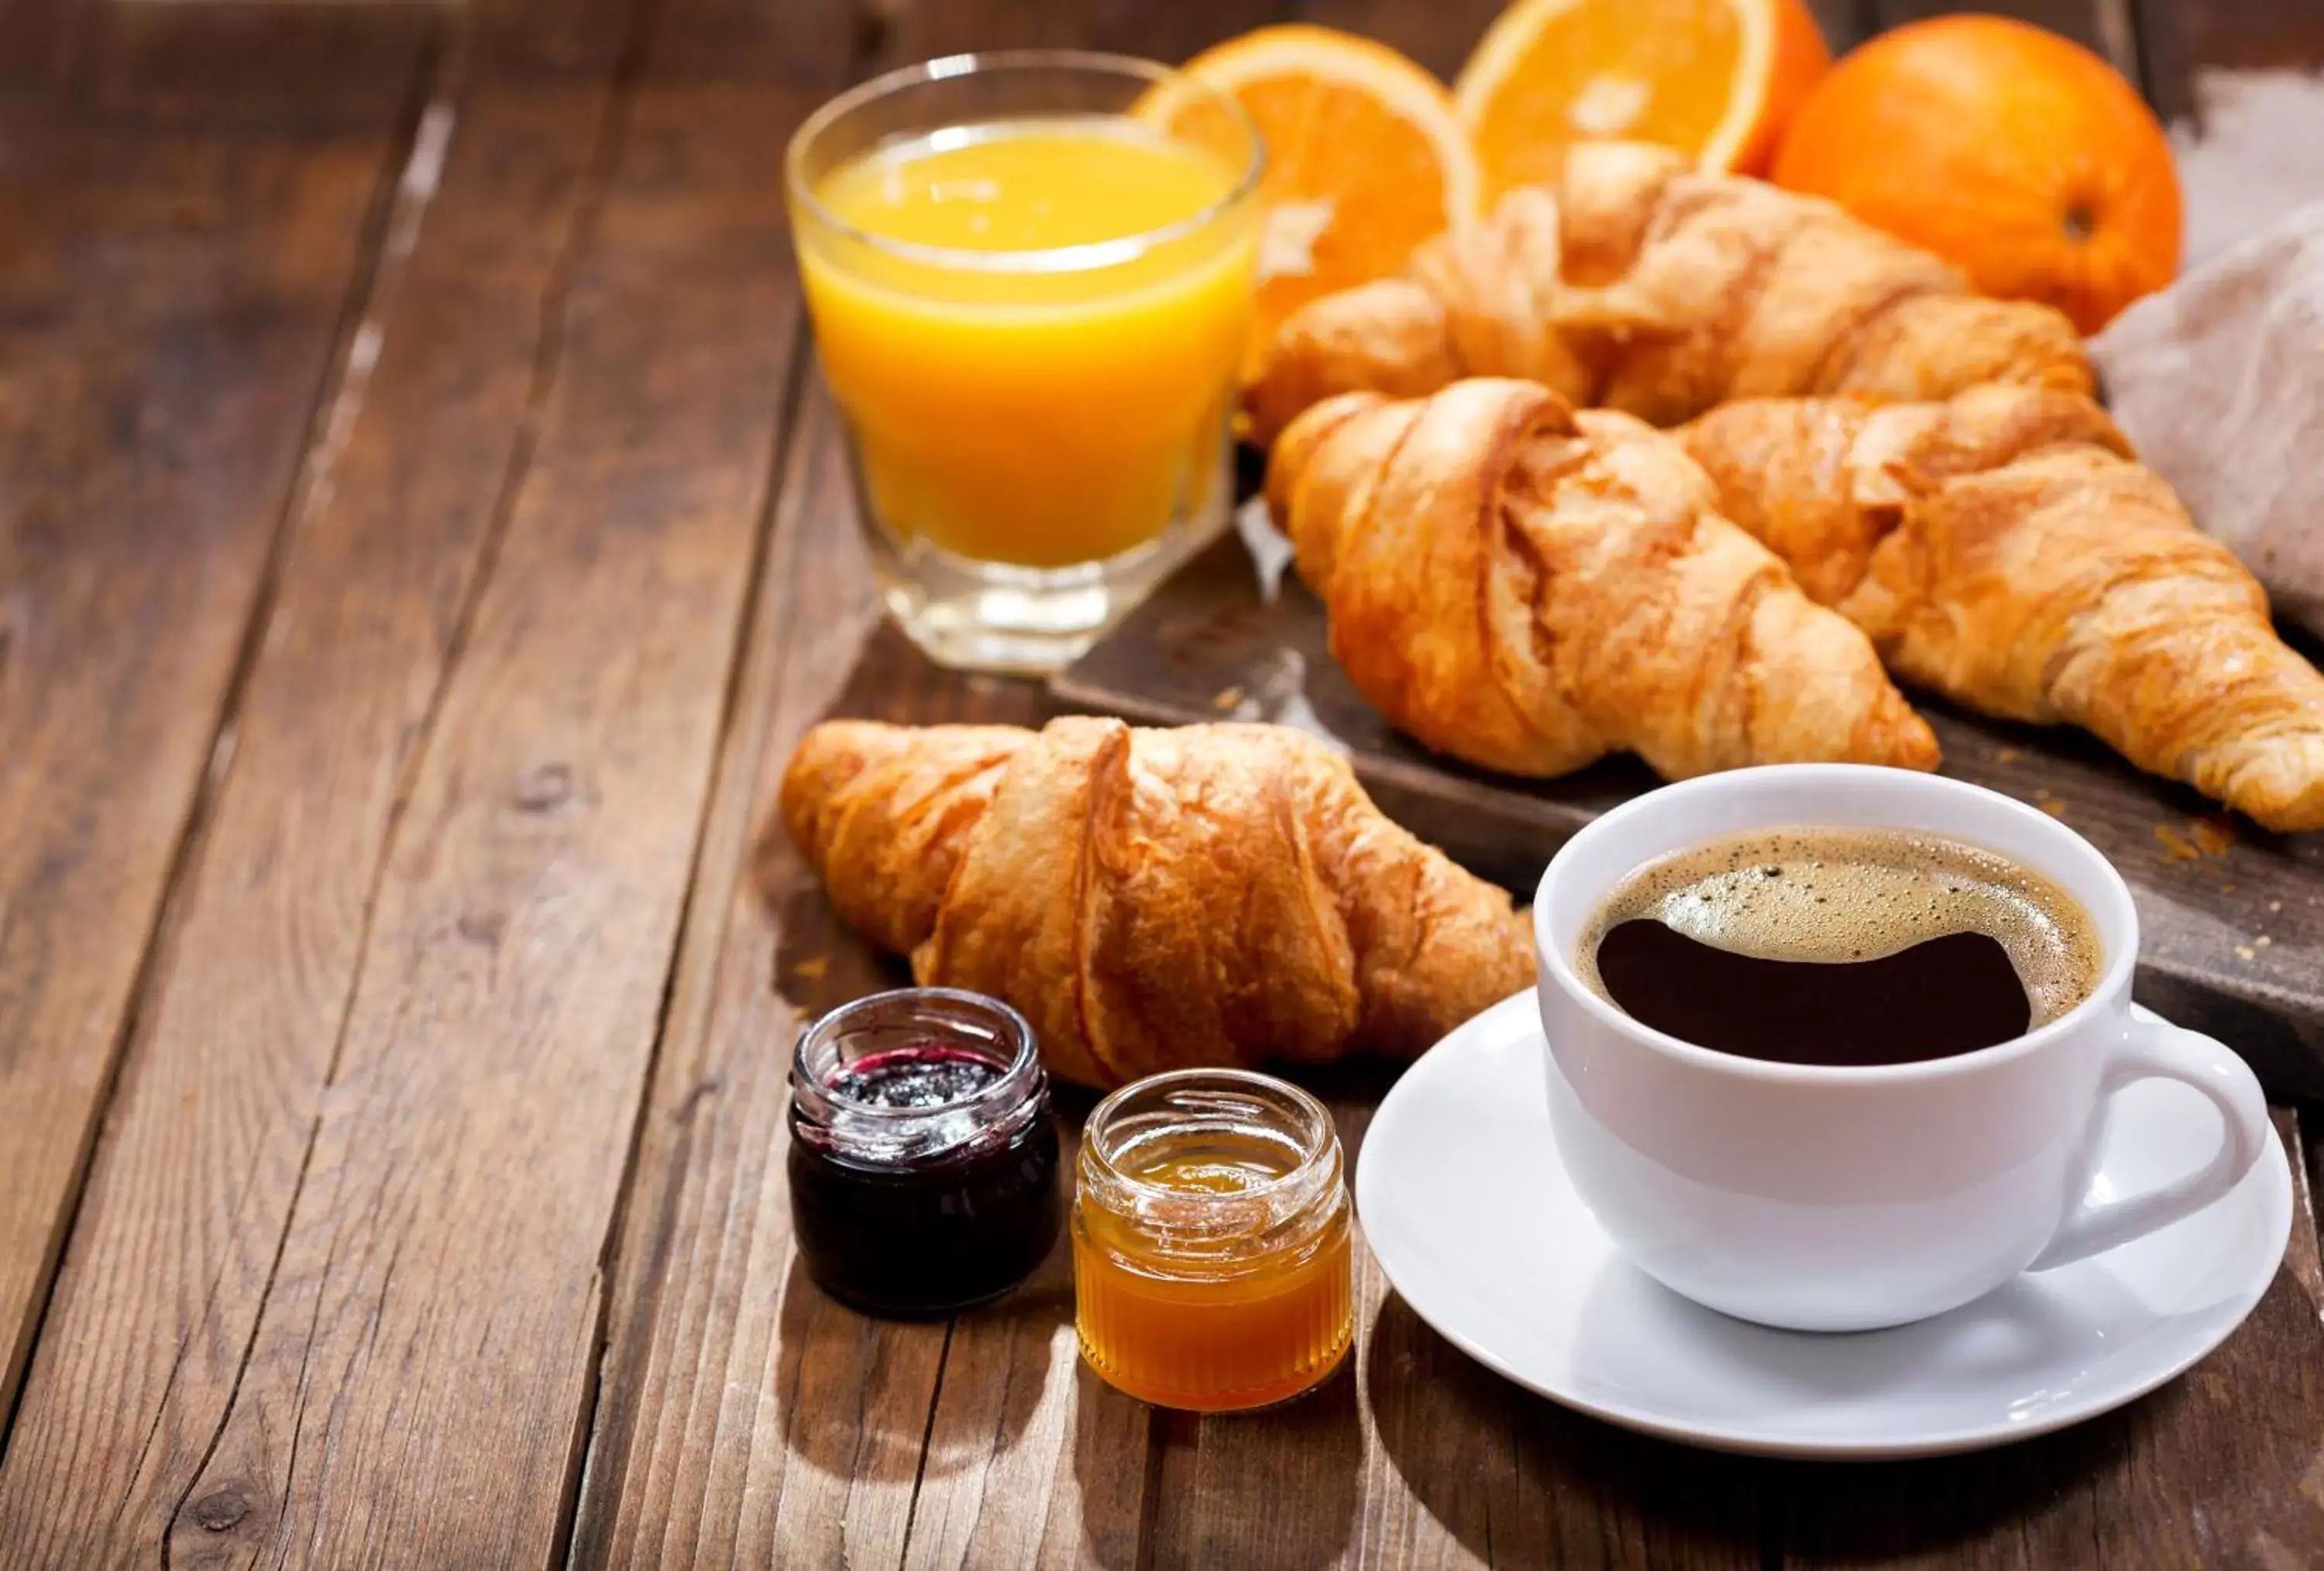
left=1368, top=1291, right=1771, bottom=1566
left=774, top=1251, right=949, bottom=1480
left=1140, top=1354, right=1366, bottom=1571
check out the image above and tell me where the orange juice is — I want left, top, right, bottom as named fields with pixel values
left=797, top=119, right=1256, bottom=569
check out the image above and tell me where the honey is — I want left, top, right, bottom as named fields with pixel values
left=1072, top=1071, right=1354, bottom=1411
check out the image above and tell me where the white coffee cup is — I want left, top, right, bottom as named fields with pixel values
left=1532, top=765, right=2272, bottom=1332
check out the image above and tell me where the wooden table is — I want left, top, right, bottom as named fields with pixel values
left=3, top=0, right=2322, bottom=1565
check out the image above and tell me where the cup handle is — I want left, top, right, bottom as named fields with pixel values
left=2027, top=1011, right=2273, bottom=1271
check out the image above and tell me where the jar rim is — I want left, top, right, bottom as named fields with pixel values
left=783, top=49, right=1264, bottom=277
left=791, top=986, right=1043, bottom=1146
left=1077, top=1068, right=1344, bottom=1263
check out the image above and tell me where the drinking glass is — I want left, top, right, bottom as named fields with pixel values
left=787, top=52, right=1263, bottom=673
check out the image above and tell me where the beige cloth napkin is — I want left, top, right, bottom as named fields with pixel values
left=2091, top=200, right=2324, bottom=634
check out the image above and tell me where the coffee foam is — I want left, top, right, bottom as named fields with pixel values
left=1576, top=828, right=2104, bottom=1027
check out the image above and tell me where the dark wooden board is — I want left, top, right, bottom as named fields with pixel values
left=1056, top=528, right=2324, bottom=1098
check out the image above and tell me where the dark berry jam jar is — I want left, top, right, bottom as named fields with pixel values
left=787, top=988, right=1061, bottom=1317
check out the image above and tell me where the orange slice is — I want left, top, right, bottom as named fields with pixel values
left=1161, top=25, right=1482, bottom=372
left=1453, top=0, right=1831, bottom=198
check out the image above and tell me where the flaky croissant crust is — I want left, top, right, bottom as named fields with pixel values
left=1243, top=141, right=2092, bottom=445
left=1266, top=377, right=1940, bottom=782
left=1683, top=385, right=2324, bottom=830
left=779, top=717, right=1535, bottom=1086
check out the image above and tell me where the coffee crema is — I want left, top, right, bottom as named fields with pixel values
left=1575, top=827, right=2103, bottom=1067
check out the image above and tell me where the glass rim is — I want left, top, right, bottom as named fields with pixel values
left=791, top=985, right=1043, bottom=1129
left=784, top=49, right=1264, bottom=277
left=1078, top=1067, right=1342, bottom=1240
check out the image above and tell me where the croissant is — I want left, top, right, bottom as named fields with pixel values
left=1682, top=384, right=2324, bottom=830
left=1243, top=140, right=2092, bottom=445
left=777, top=716, right=1535, bottom=1086
left=1265, top=377, right=1940, bottom=780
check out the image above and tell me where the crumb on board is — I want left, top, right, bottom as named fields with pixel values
left=2191, top=816, right=2238, bottom=857
left=2236, top=944, right=2257, bottom=961
left=2257, top=934, right=2273, bottom=948
left=1212, top=685, right=1243, bottom=710
left=792, top=956, right=829, bottom=981
left=2271, top=900, right=2284, bottom=913
left=2036, top=794, right=2068, bottom=819
left=2221, top=882, right=2236, bottom=895
left=1996, top=748, right=2020, bottom=765
left=2156, top=823, right=2201, bottom=861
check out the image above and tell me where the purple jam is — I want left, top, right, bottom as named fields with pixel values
left=789, top=1042, right=1061, bottom=1318
left=829, top=1044, right=1003, bottom=1109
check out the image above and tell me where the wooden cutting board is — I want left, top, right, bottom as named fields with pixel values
left=1053, top=523, right=2324, bottom=1098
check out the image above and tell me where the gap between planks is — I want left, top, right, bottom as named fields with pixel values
left=555, top=328, right=823, bottom=1565
left=0, top=5, right=439, bottom=1453
left=166, top=5, right=662, bottom=1553
left=0, top=0, right=666, bottom=1560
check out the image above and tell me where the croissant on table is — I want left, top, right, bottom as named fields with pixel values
left=1682, top=384, right=2324, bottom=831
left=1264, top=376, right=1940, bottom=782
left=777, top=717, right=1535, bottom=1087
left=1243, top=140, right=2092, bottom=445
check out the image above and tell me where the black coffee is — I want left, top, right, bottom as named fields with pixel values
left=1576, top=828, right=2102, bottom=1068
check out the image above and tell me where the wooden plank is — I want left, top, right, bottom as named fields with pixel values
left=899, top=1115, right=1156, bottom=1571
left=1779, top=1105, right=2324, bottom=1568
left=1054, top=533, right=2324, bottom=1101
left=0, top=0, right=638, bottom=1559
left=17, top=0, right=816, bottom=1557
left=564, top=379, right=966, bottom=1570
left=2138, top=0, right=2324, bottom=124
left=0, top=0, right=425, bottom=1432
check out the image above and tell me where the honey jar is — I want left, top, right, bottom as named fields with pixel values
left=1072, top=1069, right=1354, bottom=1410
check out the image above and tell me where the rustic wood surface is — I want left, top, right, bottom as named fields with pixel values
left=2, top=1, right=2322, bottom=1567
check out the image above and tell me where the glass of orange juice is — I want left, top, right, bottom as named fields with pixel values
left=788, top=53, right=1262, bottom=673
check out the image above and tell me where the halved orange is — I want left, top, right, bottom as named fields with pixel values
left=1161, top=25, right=1482, bottom=373
left=1453, top=0, right=1831, bottom=198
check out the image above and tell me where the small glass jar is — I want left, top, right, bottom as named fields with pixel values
left=1072, top=1069, right=1354, bottom=1411
left=788, top=988, right=1062, bottom=1317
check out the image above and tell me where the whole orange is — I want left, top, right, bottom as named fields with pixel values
left=1771, top=15, right=2181, bottom=332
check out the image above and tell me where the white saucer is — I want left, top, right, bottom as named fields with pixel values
left=1356, top=992, right=2293, bottom=1459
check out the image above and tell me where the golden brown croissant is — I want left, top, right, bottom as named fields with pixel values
left=1243, top=141, right=2092, bottom=445
left=778, top=717, right=1535, bottom=1086
left=1265, top=377, right=1940, bottom=780
left=1682, top=384, right=2324, bottom=830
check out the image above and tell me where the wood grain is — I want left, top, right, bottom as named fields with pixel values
left=564, top=376, right=964, bottom=1570
left=2137, top=0, right=2324, bottom=123
left=19, top=0, right=815, bottom=1557
left=6, top=1, right=2321, bottom=1566
left=1055, top=532, right=2324, bottom=1100
left=0, top=0, right=638, bottom=1558
left=0, top=0, right=425, bottom=1432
